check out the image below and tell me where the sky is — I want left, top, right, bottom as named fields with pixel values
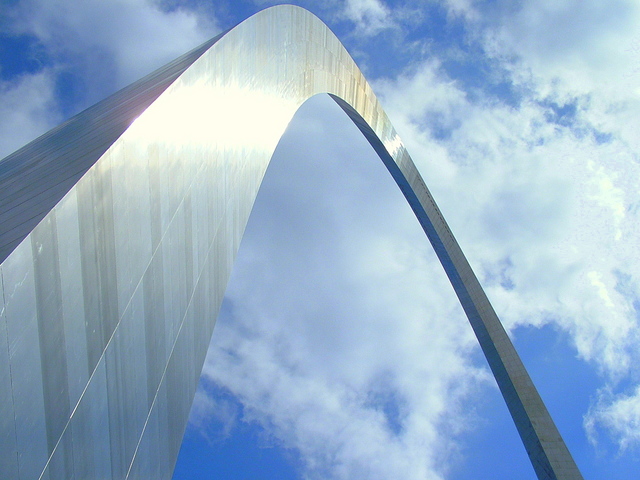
left=1, top=1, right=640, bottom=479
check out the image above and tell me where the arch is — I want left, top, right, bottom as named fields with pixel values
left=0, top=6, right=582, bottom=480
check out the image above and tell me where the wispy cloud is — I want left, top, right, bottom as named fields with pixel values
left=0, top=70, right=60, bottom=158
left=586, top=385, right=640, bottom=452
left=3, top=0, right=218, bottom=115
left=374, top=0, right=640, bottom=455
left=341, top=0, right=395, bottom=36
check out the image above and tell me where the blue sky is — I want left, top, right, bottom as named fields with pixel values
left=2, top=1, right=640, bottom=479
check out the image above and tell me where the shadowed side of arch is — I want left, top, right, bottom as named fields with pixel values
left=0, top=5, right=581, bottom=480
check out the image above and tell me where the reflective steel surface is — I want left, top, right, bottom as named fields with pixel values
left=0, top=5, right=582, bottom=479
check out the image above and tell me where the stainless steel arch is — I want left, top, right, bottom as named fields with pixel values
left=0, top=5, right=582, bottom=480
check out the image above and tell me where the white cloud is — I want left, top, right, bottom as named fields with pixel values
left=441, top=0, right=480, bottom=22
left=0, top=71, right=60, bottom=158
left=377, top=55, right=640, bottom=369
left=586, top=386, right=640, bottom=452
left=480, top=0, right=640, bottom=150
left=188, top=386, right=240, bottom=442
left=484, top=0, right=639, bottom=82
left=7, top=0, right=218, bottom=106
left=341, top=0, right=395, bottom=36
left=371, top=0, right=640, bottom=452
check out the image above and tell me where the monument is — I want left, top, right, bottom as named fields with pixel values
left=0, top=6, right=582, bottom=479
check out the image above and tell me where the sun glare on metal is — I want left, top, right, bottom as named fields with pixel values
left=130, top=81, right=297, bottom=152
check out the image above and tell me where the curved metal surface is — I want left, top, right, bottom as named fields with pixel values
left=0, top=5, right=582, bottom=480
